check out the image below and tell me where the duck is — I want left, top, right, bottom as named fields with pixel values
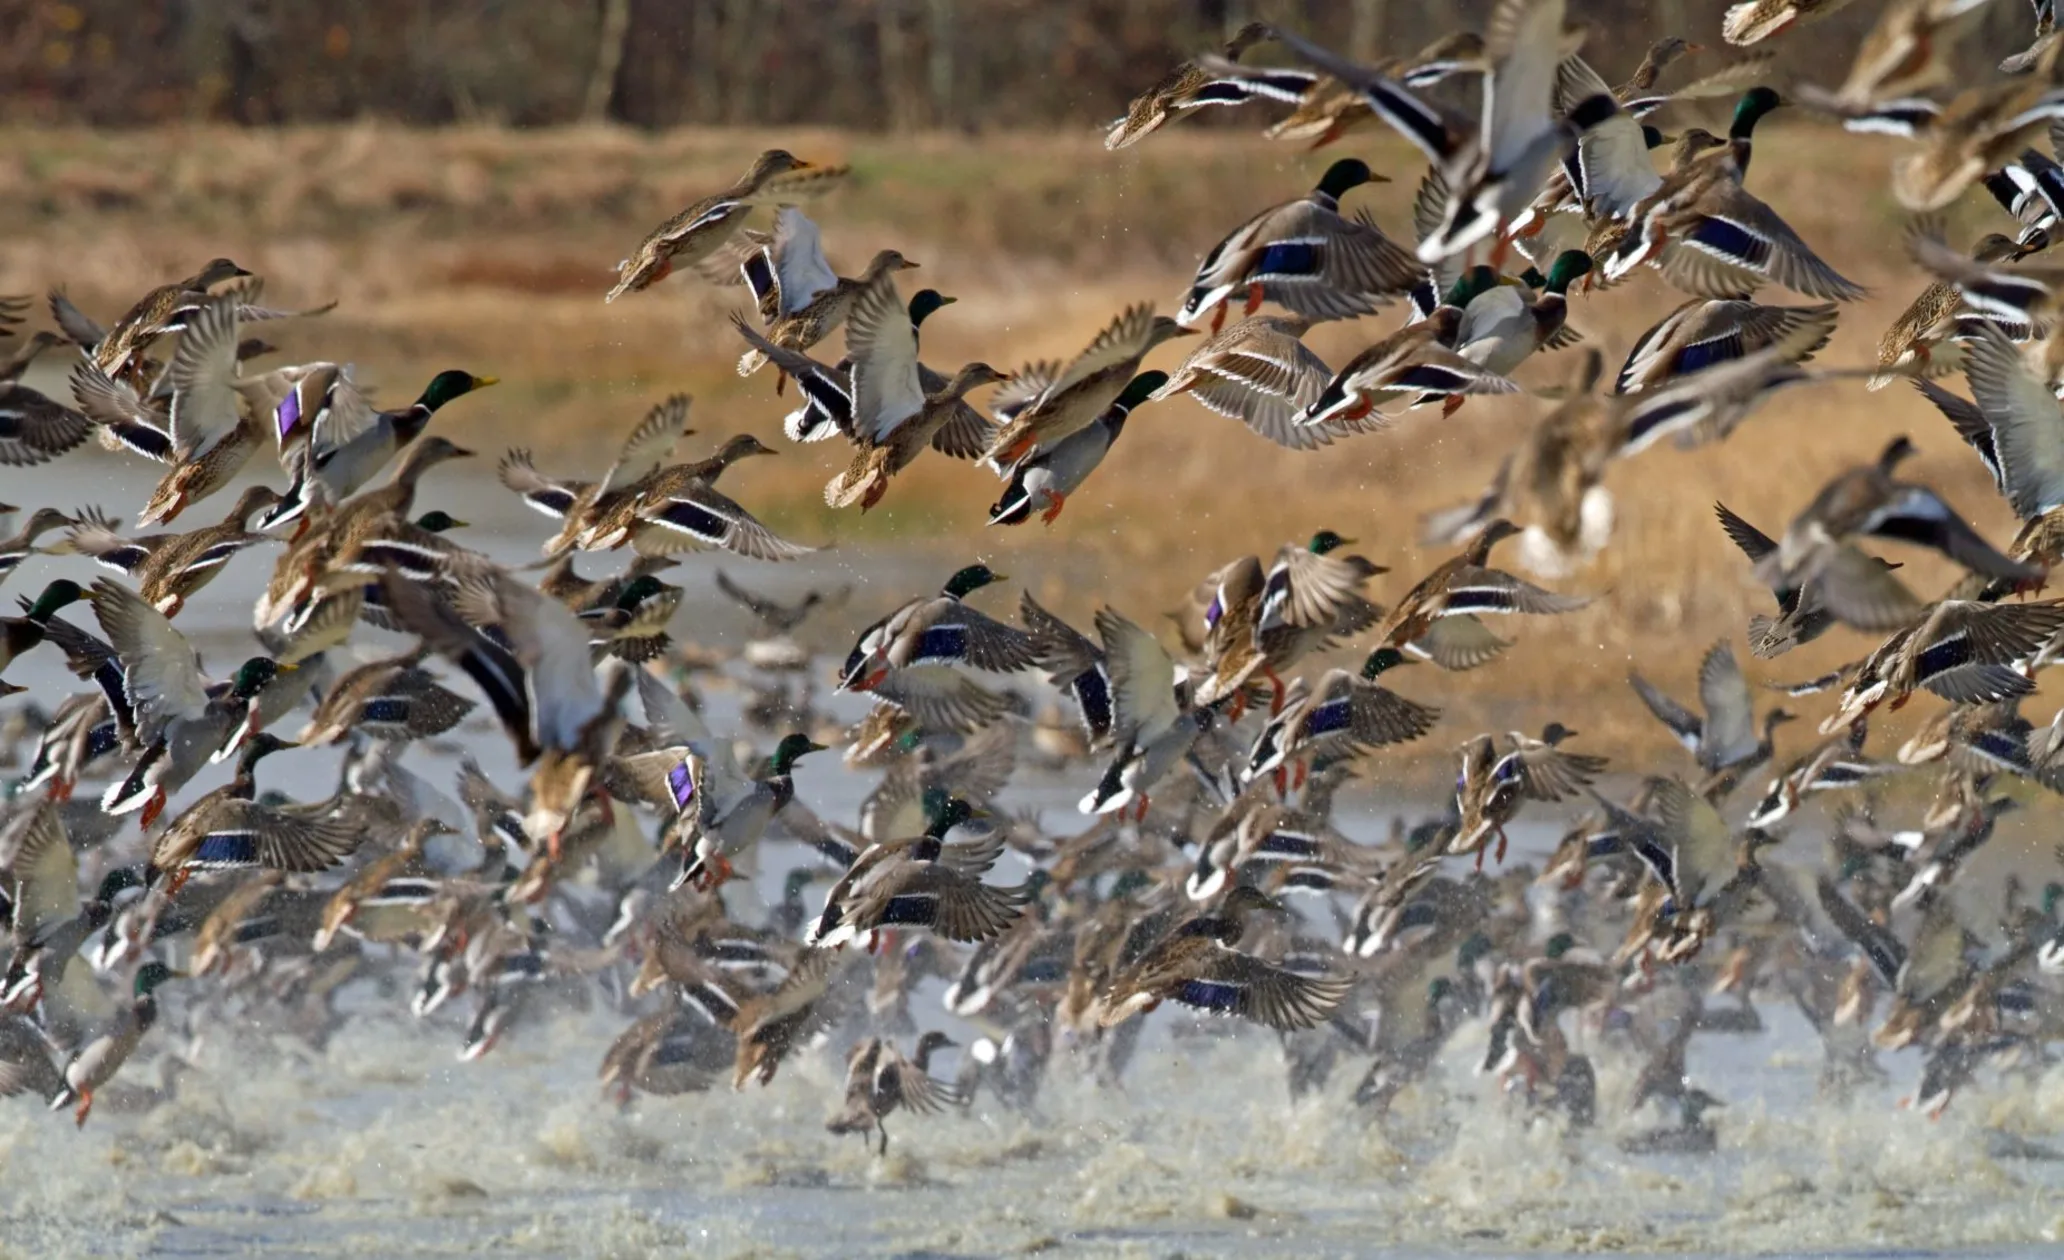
left=1104, top=22, right=1280, bottom=149
left=0, top=510, right=79, bottom=590
left=68, top=293, right=269, bottom=526
left=825, top=1032, right=962, bottom=1154
left=575, top=572, right=684, bottom=664
left=809, top=796, right=1024, bottom=949
left=1296, top=292, right=1520, bottom=429
left=1628, top=640, right=1788, bottom=781
left=982, top=304, right=1193, bottom=467
left=737, top=234, right=917, bottom=390
left=1619, top=298, right=1839, bottom=394
left=1722, top=0, right=1859, bottom=46
left=1880, top=45, right=2064, bottom=212
left=1944, top=327, right=2064, bottom=586
left=1149, top=319, right=1380, bottom=450
left=267, top=368, right=496, bottom=526
left=311, top=819, right=452, bottom=952
left=1450, top=724, right=1610, bottom=867
left=294, top=645, right=475, bottom=747
left=1373, top=519, right=1592, bottom=655
left=611, top=435, right=812, bottom=562
left=0, top=346, right=93, bottom=467
left=607, top=149, right=847, bottom=302
left=61, top=486, right=281, bottom=617
left=46, top=961, right=181, bottom=1127
left=598, top=1001, right=732, bottom=1104
left=1174, top=158, right=1421, bottom=333
left=1079, top=608, right=1217, bottom=819
left=837, top=564, right=1037, bottom=732
left=1019, top=592, right=1116, bottom=751
left=1244, top=647, right=1440, bottom=784
left=1870, top=235, right=2027, bottom=390
left=1433, top=252, right=1593, bottom=404
left=1756, top=436, right=2039, bottom=631
left=379, top=567, right=631, bottom=856
left=1816, top=600, right=2064, bottom=733
left=990, top=369, right=1165, bottom=524
left=147, top=733, right=359, bottom=896
left=86, top=257, right=251, bottom=377
left=1269, top=3, right=1616, bottom=264
left=1604, top=88, right=1865, bottom=302
left=497, top=394, right=695, bottom=556
left=1097, top=886, right=1352, bottom=1031
left=819, top=359, right=1010, bottom=512
left=253, top=436, right=475, bottom=631
left=683, top=947, right=836, bottom=1090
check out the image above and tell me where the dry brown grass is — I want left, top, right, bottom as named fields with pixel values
left=0, top=120, right=2037, bottom=773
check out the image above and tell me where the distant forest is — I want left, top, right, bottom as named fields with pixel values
left=0, top=0, right=2044, bottom=130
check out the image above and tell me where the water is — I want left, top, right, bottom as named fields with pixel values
left=4, top=457, right=2064, bottom=1258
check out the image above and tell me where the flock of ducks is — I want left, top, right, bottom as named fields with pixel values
left=5, top=0, right=2064, bottom=1166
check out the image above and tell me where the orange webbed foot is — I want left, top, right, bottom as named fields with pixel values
left=1039, top=492, right=1066, bottom=525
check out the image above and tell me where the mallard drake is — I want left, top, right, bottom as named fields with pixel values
left=295, top=646, right=474, bottom=746
left=737, top=232, right=917, bottom=389
left=1079, top=608, right=1216, bottom=819
left=1296, top=278, right=1518, bottom=427
left=62, top=486, right=279, bottom=617
left=1097, top=886, right=1351, bottom=1031
left=1604, top=88, right=1865, bottom=301
left=498, top=394, right=694, bottom=556
left=981, top=303, right=1192, bottom=467
left=1104, top=21, right=1281, bottom=149
left=0, top=579, right=84, bottom=684
left=1150, top=319, right=1381, bottom=450
left=606, top=149, right=847, bottom=302
left=1374, top=519, right=1592, bottom=654
left=571, top=572, right=683, bottom=664
left=267, top=367, right=495, bottom=526
left=1756, top=436, right=2039, bottom=630
left=837, top=564, right=1036, bottom=731
left=1621, top=298, right=1838, bottom=394
left=1818, top=600, right=2064, bottom=733
left=990, top=369, right=1165, bottom=524
left=1174, top=158, right=1420, bottom=332
left=1268, top=2, right=1615, bottom=263
left=750, top=270, right=1006, bottom=509
left=0, top=508, right=78, bottom=588
left=1872, top=235, right=2029, bottom=392
left=1249, top=529, right=1384, bottom=681
left=1450, top=724, right=1609, bottom=866
left=148, top=732, right=357, bottom=894
left=1722, top=0, right=1857, bottom=46
left=1244, top=647, right=1440, bottom=783
left=826, top=1032, right=963, bottom=1154
left=43, top=960, right=180, bottom=1127
left=1629, top=640, right=1792, bottom=780
left=380, top=568, right=630, bottom=855
left=1434, top=251, right=1591, bottom=403
left=768, top=289, right=970, bottom=445
left=679, top=731, right=825, bottom=892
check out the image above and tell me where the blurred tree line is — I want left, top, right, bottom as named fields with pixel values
left=0, top=0, right=2040, bottom=129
